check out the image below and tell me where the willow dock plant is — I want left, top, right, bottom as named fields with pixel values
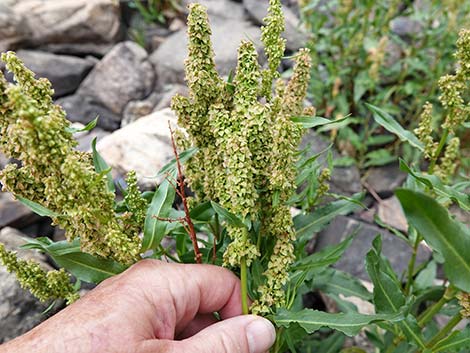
left=5, top=1, right=470, bottom=353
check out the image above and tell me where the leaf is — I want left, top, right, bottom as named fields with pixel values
left=142, top=173, right=177, bottom=252
left=91, top=137, right=115, bottom=193
left=65, top=116, right=98, bottom=133
left=210, top=201, right=246, bottom=228
left=274, top=308, right=404, bottom=336
left=294, top=193, right=364, bottom=242
left=366, top=104, right=424, bottom=152
left=16, top=196, right=61, bottom=218
left=364, top=149, right=397, bottom=167
left=51, top=252, right=127, bottom=284
left=291, top=116, right=350, bottom=129
left=414, top=260, right=437, bottom=291
left=399, top=159, right=470, bottom=211
left=396, top=189, right=470, bottom=292
left=432, top=328, right=470, bottom=353
left=156, top=147, right=198, bottom=178
left=309, top=268, right=372, bottom=300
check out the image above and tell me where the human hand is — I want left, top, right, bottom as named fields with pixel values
left=0, top=260, right=276, bottom=353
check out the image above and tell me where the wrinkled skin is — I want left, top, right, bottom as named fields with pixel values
left=0, top=260, right=275, bottom=353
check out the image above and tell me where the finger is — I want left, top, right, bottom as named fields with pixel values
left=139, top=315, right=276, bottom=353
left=123, top=260, right=243, bottom=339
left=176, top=313, right=218, bottom=339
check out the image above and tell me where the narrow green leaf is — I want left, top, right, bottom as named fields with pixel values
left=294, top=193, right=364, bottom=242
left=275, top=308, right=404, bottom=336
left=65, top=116, right=98, bottom=133
left=396, top=189, right=470, bottom=292
left=16, top=196, right=61, bottom=218
left=210, top=201, right=246, bottom=228
left=291, top=116, right=350, bottom=129
left=91, top=137, right=115, bottom=193
left=366, top=103, right=424, bottom=152
left=142, top=173, right=177, bottom=252
left=51, top=252, right=127, bottom=284
left=432, top=328, right=470, bottom=352
left=309, top=268, right=373, bottom=300
left=156, top=147, right=198, bottom=178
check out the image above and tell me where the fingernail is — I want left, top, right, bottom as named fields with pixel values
left=246, top=317, right=276, bottom=353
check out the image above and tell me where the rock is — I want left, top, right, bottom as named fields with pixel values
left=390, top=16, right=423, bottom=38
left=301, top=131, right=362, bottom=195
left=0, top=3, right=31, bottom=52
left=4, top=50, right=94, bottom=98
left=0, top=192, right=39, bottom=229
left=57, top=94, right=122, bottom=131
left=97, top=108, right=178, bottom=189
left=13, top=0, right=121, bottom=46
left=377, top=196, right=408, bottom=232
left=183, top=0, right=246, bottom=21
left=0, top=152, right=9, bottom=170
left=122, top=93, right=161, bottom=127
left=0, top=227, right=52, bottom=343
left=242, top=0, right=309, bottom=51
left=38, top=42, right=114, bottom=58
left=79, top=41, right=155, bottom=114
left=315, top=215, right=431, bottom=280
left=74, top=127, right=110, bottom=152
left=150, top=19, right=262, bottom=86
left=153, top=84, right=189, bottom=111
left=364, top=164, right=407, bottom=197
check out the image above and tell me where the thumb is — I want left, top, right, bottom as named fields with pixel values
left=141, top=315, right=276, bottom=353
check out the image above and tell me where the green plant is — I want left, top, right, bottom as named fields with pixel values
left=2, top=2, right=470, bottom=353
left=129, top=0, right=183, bottom=24
left=300, top=0, right=470, bottom=170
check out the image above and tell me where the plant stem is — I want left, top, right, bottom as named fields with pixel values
left=272, top=327, right=284, bottom=353
left=418, top=285, right=456, bottom=327
left=429, top=128, right=449, bottom=174
left=426, top=312, right=462, bottom=349
left=240, top=257, right=249, bottom=315
left=158, top=245, right=181, bottom=263
left=404, top=235, right=421, bottom=295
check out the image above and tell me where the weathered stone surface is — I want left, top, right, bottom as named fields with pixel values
left=153, top=84, right=189, bottom=112
left=315, top=215, right=431, bottom=280
left=57, top=94, right=122, bottom=131
left=0, top=3, right=30, bottom=52
left=0, top=192, right=39, bottom=229
left=377, top=196, right=408, bottom=232
left=301, top=131, right=362, bottom=195
left=122, top=93, right=161, bottom=127
left=38, top=42, right=114, bottom=58
left=0, top=227, right=51, bottom=343
left=183, top=0, right=246, bottom=20
left=150, top=19, right=262, bottom=86
left=390, top=16, right=423, bottom=38
left=13, top=0, right=121, bottom=46
left=97, top=108, right=178, bottom=189
left=4, top=50, right=94, bottom=97
left=242, top=0, right=309, bottom=51
left=73, top=125, right=110, bottom=152
left=364, top=164, right=407, bottom=197
left=79, top=41, right=155, bottom=114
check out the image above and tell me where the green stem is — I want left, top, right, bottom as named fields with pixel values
left=404, top=235, right=421, bottom=295
left=418, top=285, right=456, bottom=327
left=241, top=257, right=249, bottom=315
left=429, top=128, right=449, bottom=174
left=426, top=312, right=462, bottom=349
left=271, top=327, right=284, bottom=353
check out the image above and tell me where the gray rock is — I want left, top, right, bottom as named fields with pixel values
left=377, top=196, right=408, bottom=232
left=97, top=108, right=178, bottom=189
left=183, top=0, right=246, bottom=21
left=122, top=93, right=161, bottom=127
left=0, top=3, right=31, bottom=52
left=4, top=50, right=94, bottom=98
left=150, top=19, right=262, bottom=86
left=364, top=164, right=406, bottom=197
left=73, top=126, right=110, bottom=152
left=13, top=0, right=121, bottom=46
left=315, top=215, right=431, bottom=280
left=0, top=192, right=39, bottom=229
left=390, top=16, right=423, bottom=38
left=153, top=84, right=189, bottom=111
left=0, top=227, right=51, bottom=343
left=79, top=41, right=155, bottom=114
left=38, top=42, right=114, bottom=58
left=301, top=130, right=362, bottom=195
left=57, top=94, right=122, bottom=131
left=242, top=0, right=309, bottom=51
